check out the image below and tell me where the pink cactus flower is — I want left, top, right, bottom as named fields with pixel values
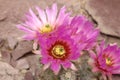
left=69, top=16, right=99, bottom=50
left=37, top=15, right=99, bottom=75
left=17, top=3, right=71, bottom=52
left=38, top=27, right=81, bottom=75
left=17, top=3, right=71, bottom=41
left=89, top=41, right=120, bottom=80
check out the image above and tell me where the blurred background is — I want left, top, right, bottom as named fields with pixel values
left=0, top=0, right=120, bottom=80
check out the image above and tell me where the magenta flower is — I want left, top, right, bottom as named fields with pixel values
left=17, top=3, right=71, bottom=52
left=69, top=16, right=99, bottom=50
left=37, top=15, right=99, bottom=75
left=89, top=41, right=120, bottom=79
left=17, top=3, right=70, bottom=41
left=38, top=27, right=81, bottom=75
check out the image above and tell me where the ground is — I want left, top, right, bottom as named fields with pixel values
left=0, top=0, right=120, bottom=80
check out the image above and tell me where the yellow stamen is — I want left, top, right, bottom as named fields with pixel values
left=52, top=45, right=66, bottom=58
left=106, top=58, right=112, bottom=65
left=41, top=24, right=52, bottom=33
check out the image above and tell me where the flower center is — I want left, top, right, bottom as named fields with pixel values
left=41, top=24, right=52, bottom=33
left=106, top=58, right=112, bottom=66
left=51, top=45, right=66, bottom=58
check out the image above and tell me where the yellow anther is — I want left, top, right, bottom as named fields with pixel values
left=106, top=58, right=112, bottom=65
left=41, top=24, right=52, bottom=33
left=52, top=45, right=66, bottom=58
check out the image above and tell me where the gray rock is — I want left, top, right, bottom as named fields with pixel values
left=12, top=41, right=33, bottom=60
left=16, top=58, right=29, bottom=70
left=14, top=74, right=25, bottom=80
left=107, top=36, right=120, bottom=46
left=26, top=54, right=41, bottom=75
left=1, top=50, right=11, bottom=63
left=0, top=38, right=5, bottom=48
left=24, top=72, right=34, bottom=80
left=0, top=61, right=24, bottom=80
left=0, top=61, right=18, bottom=75
left=0, top=21, right=24, bottom=39
left=86, top=0, right=120, bottom=38
left=10, top=58, right=17, bottom=67
left=7, top=36, right=18, bottom=50
left=0, top=75, right=13, bottom=80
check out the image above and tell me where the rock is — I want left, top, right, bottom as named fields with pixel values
left=98, top=33, right=120, bottom=46
left=10, top=58, right=17, bottom=67
left=14, top=74, right=25, bottom=80
left=24, top=72, right=34, bottom=80
left=0, top=75, right=13, bottom=80
left=16, top=58, right=29, bottom=70
left=0, top=61, right=18, bottom=75
left=107, top=37, right=120, bottom=46
left=7, top=36, right=18, bottom=50
left=56, top=0, right=83, bottom=15
left=1, top=50, right=11, bottom=63
left=20, top=69, right=28, bottom=74
left=0, top=21, right=24, bottom=39
left=26, top=54, right=41, bottom=75
left=0, top=10, right=7, bottom=21
left=0, top=51, right=2, bottom=58
left=98, top=34, right=108, bottom=42
left=86, top=0, right=120, bottom=38
left=0, top=61, right=24, bottom=80
left=12, top=41, right=33, bottom=60
left=0, top=38, right=5, bottom=48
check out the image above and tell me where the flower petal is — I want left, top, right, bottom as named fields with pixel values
left=29, top=8, right=42, bottom=28
left=43, top=63, right=51, bottom=71
left=61, top=61, right=71, bottom=70
left=22, top=34, right=35, bottom=40
left=70, top=63, right=77, bottom=71
left=41, top=57, right=50, bottom=64
left=46, top=3, right=58, bottom=25
left=56, top=6, right=70, bottom=26
left=17, top=25, right=34, bottom=34
left=36, top=6, right=47, bottom=24
left=50, top=60, right=61, bottom=75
